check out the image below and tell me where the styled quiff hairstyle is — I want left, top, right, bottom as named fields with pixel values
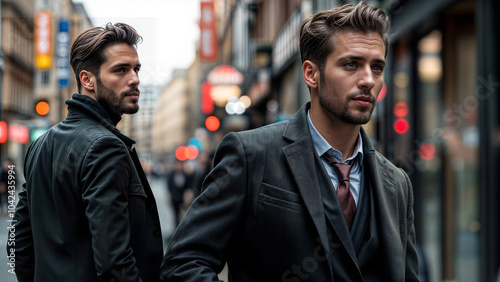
left=70, top=22, right=142, bottom=92
left=300, top=1, right=390, bottom=73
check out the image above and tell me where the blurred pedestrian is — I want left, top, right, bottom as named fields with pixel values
left=9, top=23, right=163, bottom=281
left=167, top=160, right=190, bottom=226
left=161, top=2, right=419, bottom=281
left=0, top=158, right=14, bottom=215
left=167, top=160, right=196, bottom=226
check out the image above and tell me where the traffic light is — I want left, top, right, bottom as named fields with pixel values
left=35, top=100, right=50, bottom=116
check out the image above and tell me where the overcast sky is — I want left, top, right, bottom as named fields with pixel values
left=73, top=0, right=201, bottom=86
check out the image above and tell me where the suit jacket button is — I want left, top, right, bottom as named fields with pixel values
left=154, top=231, right=161, bottom=238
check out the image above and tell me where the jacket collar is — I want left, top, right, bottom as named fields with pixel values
left=66, top=93, right=136, bottom=147
left=282, top=102, right=311, bottom=142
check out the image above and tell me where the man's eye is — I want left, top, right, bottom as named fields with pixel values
left=134, top=68, right=141, bottom=73
left=116, top=68, right=125, bottom=73
left=346, top=62, right=357, bottom=68
left=373, top=65, right=384, bottom=72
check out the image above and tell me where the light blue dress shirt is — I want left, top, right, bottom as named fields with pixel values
left=307, top=111, right=364, bottom=206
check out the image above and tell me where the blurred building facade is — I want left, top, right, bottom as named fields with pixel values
left=128, top=84, right=160, bottom=161
left=0, top=0, right=92, bottom=168
left=152, top=69, right=191, bottom=163
left=180, top=0, right=499, bottom=281
left=0, top=0, right=35, bottom=164
left=33, top=0, right=92, bottom=125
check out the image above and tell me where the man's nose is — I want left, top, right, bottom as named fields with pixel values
left=358, top=66, right=375, bottom=90
left=128, top=70, right=140, bottom=87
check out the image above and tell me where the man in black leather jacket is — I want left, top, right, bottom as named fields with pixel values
left=9, top=23, right=163, bottom=281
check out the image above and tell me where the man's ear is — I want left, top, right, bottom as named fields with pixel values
left=79, top=70, right=95, bottom=92
left=302, top=60, right=319, bottom=89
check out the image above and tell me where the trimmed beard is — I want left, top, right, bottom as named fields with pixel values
left=95, top=75, right=140, bottom=115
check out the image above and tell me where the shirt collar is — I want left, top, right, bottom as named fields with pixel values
left=307, top=110, right=364, bottom=165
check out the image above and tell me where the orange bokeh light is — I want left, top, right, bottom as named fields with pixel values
left=36, top=101, right=50, bottom=116
left=205, top=116, right=220, bottom=131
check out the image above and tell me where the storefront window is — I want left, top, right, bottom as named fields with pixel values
left=392, top=1, right=481, bottom=281
left=442, top=12, right=479, bottom=280
left=416, top=30, right=443, bottom=282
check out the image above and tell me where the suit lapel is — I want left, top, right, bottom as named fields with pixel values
left=282, top=135, right=331, bottom=257
left=281, top=104, right=331, bottom=260
left=281, top=103, right=361, bottom=279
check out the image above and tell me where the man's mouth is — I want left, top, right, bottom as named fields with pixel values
left=125, top=89, right=140, bottom=99
left=352, top=95, right=373, bottom=107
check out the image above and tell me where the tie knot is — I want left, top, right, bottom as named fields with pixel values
left=322, top=153, right=355, bottom=181
left=334, top=162, right=353, bottom=181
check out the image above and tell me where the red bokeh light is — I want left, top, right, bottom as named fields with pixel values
left=393, top=101, right=409, bottom=118
left=175, top=146, right=188, bottom=161
left=175, top=145, right=200, bottom=161
left=377, top=82, right=387, bottom=103
left=419, top=143, right=436, bottom=160
left=393, top=118, right=409, bottom=135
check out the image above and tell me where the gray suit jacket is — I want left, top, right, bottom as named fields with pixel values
left=162, top=102, right=419, bottom=281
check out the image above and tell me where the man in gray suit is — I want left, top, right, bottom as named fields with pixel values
left=162, top=2, right=419, bottom=281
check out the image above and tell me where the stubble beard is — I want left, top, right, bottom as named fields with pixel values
left=318, top=86, right=375, bottom=125
left=95, top=76, right=140, bottom=115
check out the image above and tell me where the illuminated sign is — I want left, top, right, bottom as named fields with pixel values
left=9, top=124, right=29, bottom=144
left=201, top=82, right=214, bottom=115
left=35, top=11, right=52, bottom=69
left=206, top=65, right=244, bottom=106
left=207, top=65, right=243, bottom=85
left=200, top=1, right=217, bottom=61
left=57, top=19, right=71, bottom=87
left=0, top=121, right=7, bottom=143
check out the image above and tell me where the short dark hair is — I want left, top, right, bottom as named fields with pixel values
left=70, top=22, right=142, bottom=93
left=299, top=1, right=390, bottom=73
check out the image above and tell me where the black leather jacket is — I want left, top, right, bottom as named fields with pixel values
left=11, top=94, right=163, bottom=281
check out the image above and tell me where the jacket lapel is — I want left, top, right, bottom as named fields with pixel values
left=281, top=104, right=331, bottom=259
left=281, top=103, right=360, bottom=279
left=282, top=130, right=331, bottom=259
